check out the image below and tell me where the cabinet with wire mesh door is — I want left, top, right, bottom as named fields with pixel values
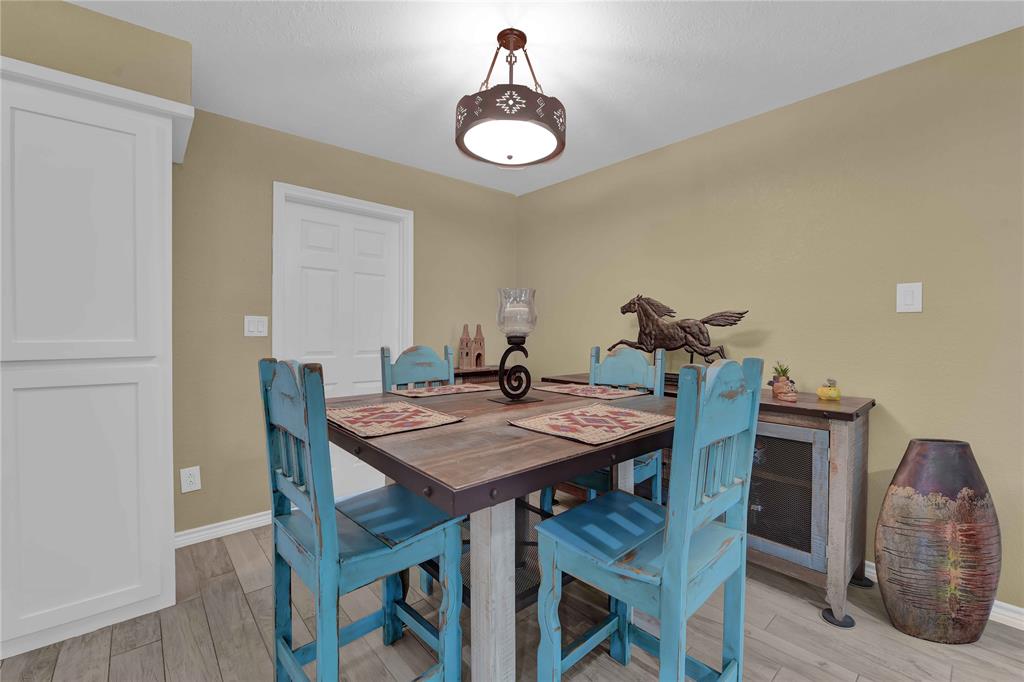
left=749, top=423, right=829, bottom=572
left=748, top=390, right=875, bottom=629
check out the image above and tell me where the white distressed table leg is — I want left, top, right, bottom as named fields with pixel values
left=614, top=458, right=638, bottom=630
left=470, top=499, right=516, bottom=681
left=614, top=459, right=635, bottom=494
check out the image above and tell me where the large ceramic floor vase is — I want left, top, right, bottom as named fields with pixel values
left=875, top=439, right=1001, bottom=643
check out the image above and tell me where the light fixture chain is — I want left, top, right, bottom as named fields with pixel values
left=480, top=45, right=502, bottom=91
left=521, top=48, right=544, bottom=94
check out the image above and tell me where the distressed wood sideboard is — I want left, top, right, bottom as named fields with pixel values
left=541, top=372, right=876, bottom=628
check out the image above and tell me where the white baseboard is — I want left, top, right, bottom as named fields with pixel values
left=174, top=509, right=271, bottom=548
left=864, top=561, right=1023, bottom=631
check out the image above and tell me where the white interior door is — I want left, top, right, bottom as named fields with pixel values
left=273, top=183, right=412, bottom=499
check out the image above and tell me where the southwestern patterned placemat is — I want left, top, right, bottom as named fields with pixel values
left=533, top=384, right=648, bottom=400
left=509, top=403, right=674, bottom=445
left=390, top=383, right=497, bottom=398
left=327, top=401, right=463, bottom=438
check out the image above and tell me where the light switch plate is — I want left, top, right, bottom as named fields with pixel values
left=244, top=315, right=268, bottom=337
left=896, top=282, right=923, bottom=313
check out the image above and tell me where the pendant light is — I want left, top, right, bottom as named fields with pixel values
left=455, top=28, right=565, bottom=167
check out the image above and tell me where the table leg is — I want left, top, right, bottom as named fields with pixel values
left=515, top=497, right=529, bottom=566
left=613, top=459, right=635, bottom=494
left=470, top=499, right=516, bottom=681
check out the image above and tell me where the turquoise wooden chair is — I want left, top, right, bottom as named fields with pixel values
left=259, top=359, right=464, bottom=682
left=539, top=346, right=666, bottom=513
left=536, top=358, right=763, bottom=682
left=380, top=344, right=454, bottom=596
left=381, top=344, right=455, bottom=391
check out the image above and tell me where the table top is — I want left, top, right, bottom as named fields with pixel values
left=326, top=385, right=676, bottom=516
left=541, top=373, right=875, bottom=422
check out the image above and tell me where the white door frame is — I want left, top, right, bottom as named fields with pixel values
left=270, top=180, right=414, bottom=370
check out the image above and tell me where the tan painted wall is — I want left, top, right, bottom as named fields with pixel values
left=172, top=111, right=517, bottom=531
left=0, top=0, right=191, bottom=103
left=5, top=1, right=1022, bottom=607
left=516, top=29, right=1024, bottom=606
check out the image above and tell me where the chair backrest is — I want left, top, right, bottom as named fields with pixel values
left=258, top=359, right=338, bottom=558
left=663, top=358, right=763, bottom=580
left=381, top=345, right=455, bottom=391
left=589, top=346, right=666, bottom=397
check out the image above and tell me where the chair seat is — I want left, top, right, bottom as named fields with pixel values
left=276, top=485, right=460, bottom=563
left=276, top=508, right=388, bottom=563
left=337, top=484, right=455, bottom=547
left=536, top=490, right=743, bottom=586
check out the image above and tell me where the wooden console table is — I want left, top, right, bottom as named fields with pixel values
left=541, top=372, right=875, bottom=628
left=454, top=365, right=501, bottom=384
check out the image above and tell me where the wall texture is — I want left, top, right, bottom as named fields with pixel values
left=0, top=0, right=191, bottom=103
left=171, top=111, right=517, bottom=531
left=516, top=29, right=1023, bottom=606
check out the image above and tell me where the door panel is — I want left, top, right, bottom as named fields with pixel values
left=1, top=81, right=162, bottom=361
left=1, top=363, right=164, bottom=638
left=278, top=193, right=408, bottom=498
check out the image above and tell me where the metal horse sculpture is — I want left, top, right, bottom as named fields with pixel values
left=608, top=294, right=747, bottom=363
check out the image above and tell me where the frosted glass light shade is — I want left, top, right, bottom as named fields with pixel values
left=462, top=120, right=557, bottom=166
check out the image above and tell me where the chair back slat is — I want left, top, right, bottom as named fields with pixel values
left=663, top=358, right=763, bottom=578
left=589, top=346, right=666, bottom=396
left=381, top=345, right=455, bottom=391
left=259, top=359, right=339, bottom=558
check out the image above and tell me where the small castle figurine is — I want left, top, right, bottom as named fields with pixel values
left=458, top=323, right=486, bottom=370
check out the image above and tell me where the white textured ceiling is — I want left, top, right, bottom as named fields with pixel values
left=78, top=1, right=1022, bottom=195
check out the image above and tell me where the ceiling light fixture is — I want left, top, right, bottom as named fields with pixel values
left=455, top=28, right=565, bottom=167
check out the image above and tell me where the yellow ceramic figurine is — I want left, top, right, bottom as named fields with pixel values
left=817, top=378, right=841, bottom=401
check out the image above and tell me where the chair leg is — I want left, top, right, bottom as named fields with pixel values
left=651, top=452, right=663, bottom=505
left=417, top=565, right=435, bottom=596
left=609, top=595, right=632, bottom=666
left=537, top=535, right=563, bottom=682
left=540, top=486, right=554, bottom=514
left=658, top=596, right=687, bottom=682
left=315, top=570, right=340, bottom=682
left=382, top=573, right=404, bottom=645
left=273, top=552, right=292, bottom=682
left=438, top=524, right=463, bottom=682
left=722, top=551, right=746, bottom=680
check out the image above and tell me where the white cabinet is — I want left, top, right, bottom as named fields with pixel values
left=0, top=58, right=192, bottom=657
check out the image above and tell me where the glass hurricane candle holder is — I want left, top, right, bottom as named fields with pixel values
left=493, top=288, right=540, bottom=403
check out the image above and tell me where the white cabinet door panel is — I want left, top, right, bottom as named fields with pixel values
left=0, top=58, right=184, bottom=657
left=1, top=79, right=168, bottom=361
left=0, top=364, right=167, bottom=638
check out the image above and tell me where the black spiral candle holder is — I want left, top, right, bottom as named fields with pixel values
left=498, top=335, right=532, bottom=401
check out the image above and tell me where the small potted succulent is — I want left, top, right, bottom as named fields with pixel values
left=767, top=361, right=798, bottom=402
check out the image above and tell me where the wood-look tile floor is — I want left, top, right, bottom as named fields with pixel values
left=2, top=522, right=1021, bottom=682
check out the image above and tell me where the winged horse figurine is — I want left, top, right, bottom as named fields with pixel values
left=608, top=294, right=747, bottom=363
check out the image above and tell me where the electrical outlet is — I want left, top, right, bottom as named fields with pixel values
left=180, top=466, right=202, bottom=493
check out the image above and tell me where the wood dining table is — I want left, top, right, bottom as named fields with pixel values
left=325, top=384, right=677, bottom=681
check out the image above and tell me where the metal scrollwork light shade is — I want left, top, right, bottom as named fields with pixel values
left=456, top=28, right=566, bottom=167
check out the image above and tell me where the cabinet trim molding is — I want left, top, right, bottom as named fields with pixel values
left=0, top=57, right=194, bottom=162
